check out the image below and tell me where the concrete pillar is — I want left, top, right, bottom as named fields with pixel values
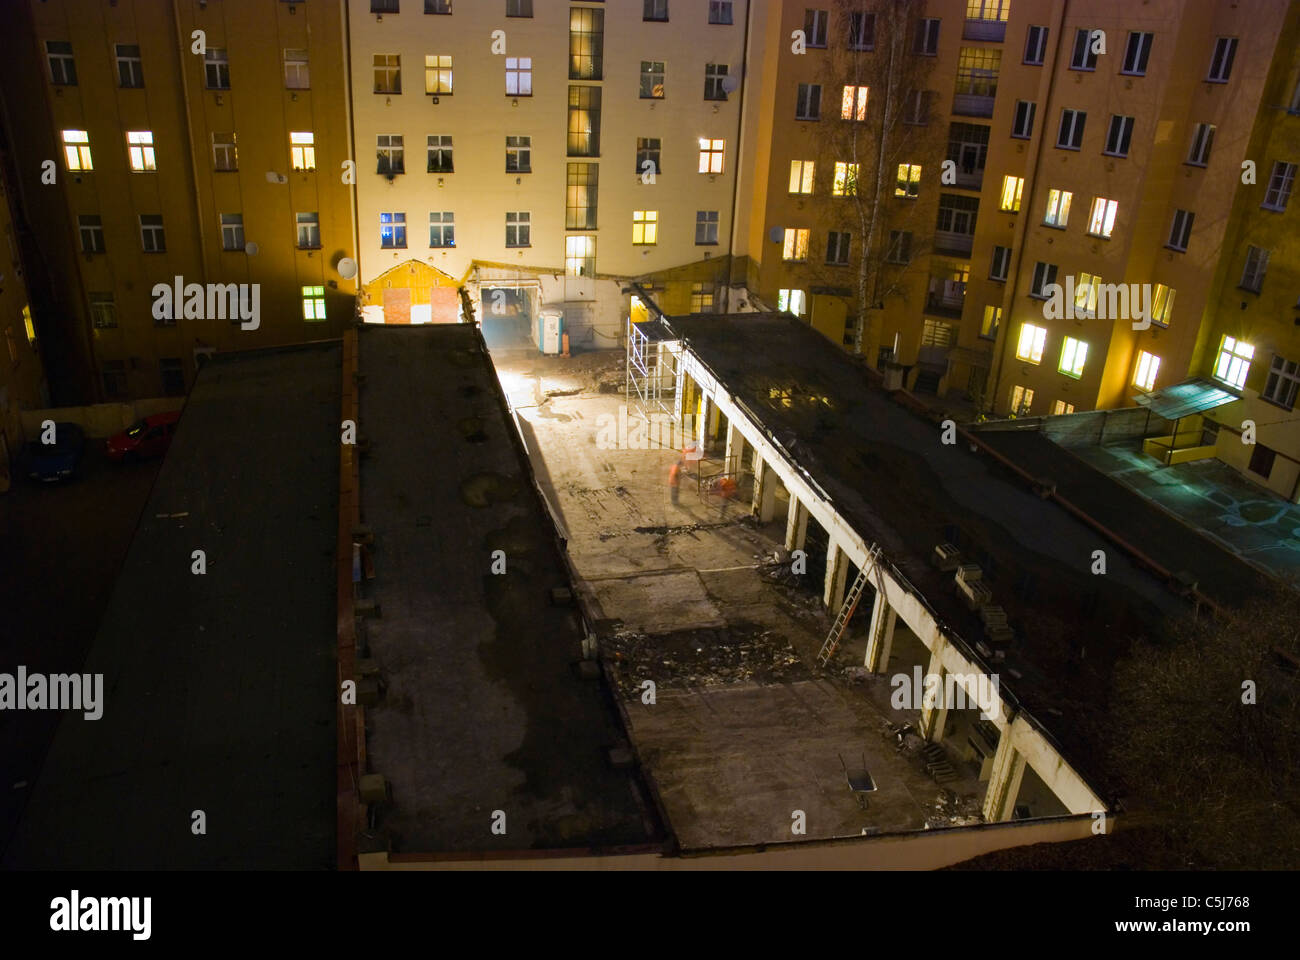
left=672, top=359, right=686, bottom=421
left=784, top=496, right=809, bottom=551
left=919, top=648, right=949, bottom=743
left=723, top=420, right=744, bottom=476
left=696, top=392, right=710, bottom=451
left=982, top=726, right=1028, bottom=822
left=864, top=590, right=897, bottom=672
left=823, top=541, right=848, bottom=611
left=755, top=462, right=777, bottom=522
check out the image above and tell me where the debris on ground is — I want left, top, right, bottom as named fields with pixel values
left=604, top=623, right=811, bottom=697
left=927, top=789, right=984, bottom=828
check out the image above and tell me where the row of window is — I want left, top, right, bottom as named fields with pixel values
left=89, top=286, right=328, bottom=335
left=366, top=0, right=730, bottom=23
left=75, top=204, right=727, bottom=257
left=369, top=53, right=735, bottom=101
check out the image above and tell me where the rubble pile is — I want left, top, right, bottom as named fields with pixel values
left=604, top=623, right=810, bottom=697
left=927, top=789, right=984, bottom=828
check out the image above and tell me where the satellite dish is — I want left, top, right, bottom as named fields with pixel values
left=769, top=227, right=783, bottom=244
left=721, top=75, right=740, bottom=94
left=244, top=241, right=260, bottom=256
left=337, top=257, right=358, bottom=280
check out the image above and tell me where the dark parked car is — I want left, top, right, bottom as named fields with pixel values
left=21, top=422, right=86, bottom=482
left=106, top=410, right=181, bottom=462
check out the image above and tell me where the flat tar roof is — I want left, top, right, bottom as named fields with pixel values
left=3, top=342, right=341, bottom=869
left=664, top=313, right=1188, bottom=771
left=357, top=325, right=653, bottom=854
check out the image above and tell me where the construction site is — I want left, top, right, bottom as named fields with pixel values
left=355, top=298, right=1208, bottom=869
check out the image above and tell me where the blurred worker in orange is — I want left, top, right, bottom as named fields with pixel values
left=669, top=458, right=683, bottom=505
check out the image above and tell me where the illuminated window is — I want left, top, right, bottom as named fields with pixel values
left=505, top=57, right=531, bottom=96
left=999, top=175, right=1024, bottom=212
left=290, top=132, right=316, bottom=171
left=1052, top=400, right=1075, bottom=415
left=1075, top=272, right=1100, bottom=317
left=1151, top=284, right=1175, bottom=326
left=1010, top=384, right=1034, bottom=416
left=302, top=285, right=326, bottom=322
left=568, top=85, right=602, bottom=156
left=1059, top=336, right=1088, bottom=378
left=832, top=162, right=859, bottom=196
left=895, top=163, right=921, bottom=198
left=374, top=54, right=401, bottom=94
left=632, top=210, right=658, bottom=245
left=698, top=138, right=725, bottom=174
left=778, top=289, right=806, bottom=316
left=1134, top=351, right=1160, bottom=391
left=789, top=160, right=815, bottom=194
left=62, top=130, right=92, bottom=171
left=565, top=235, right=596, bottom=276
left=570, top=8, right=604, bottom=80
left=980, top=305, right=1001, bottom=339
left=23, top=305, right=37, bottom=345
left=691, top=282, right=715, bottom=312
left=782, top=228, right=810, bottom=261
left=1016, top=322, right=1046, bottom=363
left=380, top=212, right=406, bottom=249
left=127, top=131, right=156, bottom=171
left=425, top=55, right=453, bottom=94
left=566, top=162, right=598, bottom=229
left=1213, top=336, right=1253, bottom=389
left=841, top=85, right=869, bottom=120
left=1087, top=197, right=1118, bottom=238
left=639, top=61, right=664, bottom=99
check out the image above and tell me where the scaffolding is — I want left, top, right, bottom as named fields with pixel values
left=624, top=291, right=679, bottom=423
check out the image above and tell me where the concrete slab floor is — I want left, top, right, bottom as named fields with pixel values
left=496, top=350, right=989, bottom=848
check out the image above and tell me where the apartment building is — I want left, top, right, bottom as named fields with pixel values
left=347, top=0, right=761, bottom=343
left=0, top=150, right=49, bottom=488
left=1191, top=2, right=1300, bottom=499
left=0, top=0, right=357, bottom=403
left=745, top=0, right=1297, bottom=421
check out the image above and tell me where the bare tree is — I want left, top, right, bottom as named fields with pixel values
left=804, top=0, right=940, bottom=365
left=1108, top=585, right=1300, bottom=869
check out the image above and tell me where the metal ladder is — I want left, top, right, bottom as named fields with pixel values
left=816, top=545, right=881, bottom=666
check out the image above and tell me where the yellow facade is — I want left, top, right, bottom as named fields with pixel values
left=1193, top=2, right=1300, bottom=499
left=0, top=0, right=357, bottom=402
left=747, top=0, right=1298, bottom=423
left=0, top=172, right=49, bottom=487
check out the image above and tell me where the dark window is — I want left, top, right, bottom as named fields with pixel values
left=1070, top=28, right=1098, bottom=70
left=1122, top=32, right=1153, bottom=75
left=1023, top=25, right=1047, bottom=65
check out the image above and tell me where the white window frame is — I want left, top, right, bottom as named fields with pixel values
left=1044, top=188, right=1072, bottom=227
left=1213, top=336, right=1253, bottom=389
left=1016, top=323, right=1047, bottom=363
left=1087, top=197, right=1118, bottom=238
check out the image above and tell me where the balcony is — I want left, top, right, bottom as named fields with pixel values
left=925, top=278, right=966, bottom=319
left=952, top=94, right=995, bottom=118
left=963, top=19, right=1007, bottom=43
left=933, top=231, right=974, bottom=257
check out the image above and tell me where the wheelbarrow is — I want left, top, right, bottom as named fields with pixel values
left=839, top=752, right=877, bottom=810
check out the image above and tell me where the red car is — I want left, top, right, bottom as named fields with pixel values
left=106, top=410, right=181, bottom=462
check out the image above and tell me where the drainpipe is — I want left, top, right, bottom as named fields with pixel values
left=988, top=0, right=1069, bottom=415
left=722, top=0, right=753, bottom=314
left=340, top=0, right=361, bottom=324
left=172, top=0, right=208, bottom=288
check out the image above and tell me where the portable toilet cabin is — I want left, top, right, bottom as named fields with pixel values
left=537, top=306, right=565, bottom=355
